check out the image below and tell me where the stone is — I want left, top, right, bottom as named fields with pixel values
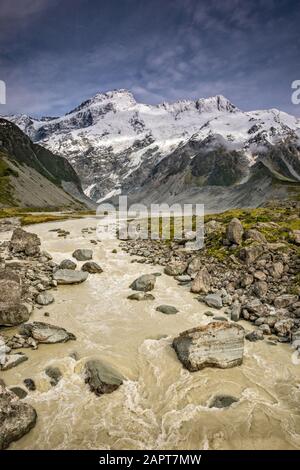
left=213, top=316, right=228, bottom=321
left=164, top=261, right=187, bottom=276
left=0, top=270, right=22, bottom=305
left=81, top=261, right=103, bottom=274
left=204, top=293, right=223, bottom=309
left=127, top=292, right=155, bottom=301
left=239, top=244, right=265, bottom=264
left=190, top=267, right=210, bottom=294
left=274, top=294, right=298, bottom=309
left=204, top=311, right=214, bottom=316
left=0, top=353, right=28, bottom=371
left=269, top=262, right=284, bottom=279
left=187, top=257, right=202, bottom=276
left=0, top=304, right=30, bottom=327
left=35, top=292, right=54, bottom=306
left=245, top=330, right=264, bottom=342
left=240, top=274, right=254, bottom=287
left=172, top=321, right=245, bottom=371
left=129, top=274, right=156, bottom=292
left=253, top=281, right=268, bottom=298
left=209, top=395, right=239, bottom=408
left=59, top=259, right=77, bottom=270
left=10, top=387, right=28, bottom=399
left=226, top=218, right=244, bottom=245
left=19, top=322, right=76, bottom=344
left=291, top=230, right=300, bottom=245
left=53, top=269, right=88, bottom=285
left=9, top=228, right=40, bottom=256
left=72, top=249, right=93, bottom=261
left=84, top=359, right=124, bottom=396
left=231, top=302, right=241, bottom=322
left=45, top=367, right=62, bottom=386
left=244, top=229, right=267, bottom=243
left=0, top=384, right=37, bottom=449
left=23, top=379, right=36, bottom=391
left=156, top=305, right=178, bottom=315
left=274, top=319, right=294, bottom=337
left=254, top=271, right=267, bottom=281
left=175, top=274, right=191, bottom=283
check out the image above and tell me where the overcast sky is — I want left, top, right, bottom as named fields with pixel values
left=0, top=0, right=300, bottom=116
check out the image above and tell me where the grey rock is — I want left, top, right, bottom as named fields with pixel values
left=204, top=293, right=223, bottom=309
left=0, top=353, right=28, bottom=371
left=245, top=330, right=264, bottom=342
left=156, top=305, right=178, bottom=315
left=36, top=292, right=54, bottom=306
left=19, top=322, right=76, bottom=344
left=172, top=321, right=245, bottom=371
left=59, top=259, right=77, bottom=270
left=45, top=366, right=62, bottom=386
left=253, top=281, right=268, bottom=298
left=209, top=394, right=239, bottom=408
left=187, top=257, right=202, bottom=276
left=84, top=359, right=124, bottom=396
left=0, top=304, right=30, bottom=327
left=23, top=379, right=36, bottom=391
left=81, top=261, right=103, bottom=274
left=244, top=229, right=267, bottom=243
left=274, top=319, right=294, bottom=337
left=164, top=261, right=187, bottom=276
left=226, top=218, right=244, bottom=245
left=127, top=292, right=155, bottom=301
left=72, top=249, right=93, bottom=261
left=231, top=302, right=241, bottom=322
left=10, top=387, right=28, bottom=399
left=53, top=269, right=88, bottom=284
left=0, top=384, right=37, bottom=449
left=274, top=294, right=298, bottom=309
left=239, top=244, right=265, bottom=264
left=129, top=274, right=156, bottom=292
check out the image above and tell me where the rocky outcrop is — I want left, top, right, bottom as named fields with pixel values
left=53, top=269, right=88, bottom=284
left=9, top=228, right=41, bottom=256
left=19, top=322, right=76, bottom=344
left=129, top=274, right=156, bottom=292
left=172, top=322, right=245, bottom=371
left=84, top=359, right=124, bottom=396
left=0, top=384, right=37, bottom=449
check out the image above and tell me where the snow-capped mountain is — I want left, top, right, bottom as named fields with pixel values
left=4, top=89, right=300, bottom=208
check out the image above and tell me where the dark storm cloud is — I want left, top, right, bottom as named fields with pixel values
left=0, top=0, right=299, bottom=116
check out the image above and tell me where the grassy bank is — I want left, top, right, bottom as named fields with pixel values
left=0, top=207, right=96, bottom=226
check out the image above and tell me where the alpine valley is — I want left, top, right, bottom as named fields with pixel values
left=4, top=89, right=300, bottom=211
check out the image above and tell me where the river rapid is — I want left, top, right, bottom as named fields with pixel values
left=1, top=217, right=300, bottom=450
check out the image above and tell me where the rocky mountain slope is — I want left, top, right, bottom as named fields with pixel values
left=4, top=90, right=300, bottom=209
left=0, top=119, right=92, bottom=209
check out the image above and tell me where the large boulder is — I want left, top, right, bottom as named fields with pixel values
left=0, top=270, right=29, bottom=326
left=0, top=353, right=28, bottom=371
left=173, top=322, right=245, bottom=371
left=239, top=244, right=265, bottom=264
left=187, top=257, right=202, bottom=276
left=204, top=293, right=223, bottom=309
left=244, top=229, right=267, bottom=243
left=84, top=359, right=124, bottom=396
left=9, top=228, right=41, bottom=256
left=0, top=384, right=37, bottom=449
left=19, top=322, right=76, bottom=344
left=129, top=274, right=156, bottom=292
left=191, top=267, right=210, bottom=294
left=53, top=269, right=88, bottom=285
left=0, top=304, right=30, bottom=327
left=72, top=249, right=93, bottom=261
left=59, top=259, right=77, bottom=270
left=226, top=218, right=244, bottom=245
left=274, top=294, right=298, bottom=309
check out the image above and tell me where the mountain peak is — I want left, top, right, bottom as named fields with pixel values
left=196, top=95, right=238, bottom=113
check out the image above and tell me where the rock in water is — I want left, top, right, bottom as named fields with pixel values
left=209, top=395, right=239, bottom=408
left=59, top=259, right=77, bottom=270
left=226, top=218, right=244, bottom=245
left=0, top=384, right=37, bottom=449
left=156, top=305, right=178, bottom=315
left=190, top=267, right=210, bottom=294
left=81, top=261, right=103, bottom=273
left=84, top=359, right=124, bottom=395
left=0, top=353, right=28, bottom=371
left=72, top=249, right=93, bottom=261
left=9, top=228, right=41, bottom=256
left=127, top=292, right=155, bottom=301
left=19, top=322, right=76, bottom=343
left=129, top=274, right=156, bottom=292
left=53, top=269, right=88, bottom=284
left=36, top=292, right=54, bottom=306
left=172, top=321, right=245, bottom=371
